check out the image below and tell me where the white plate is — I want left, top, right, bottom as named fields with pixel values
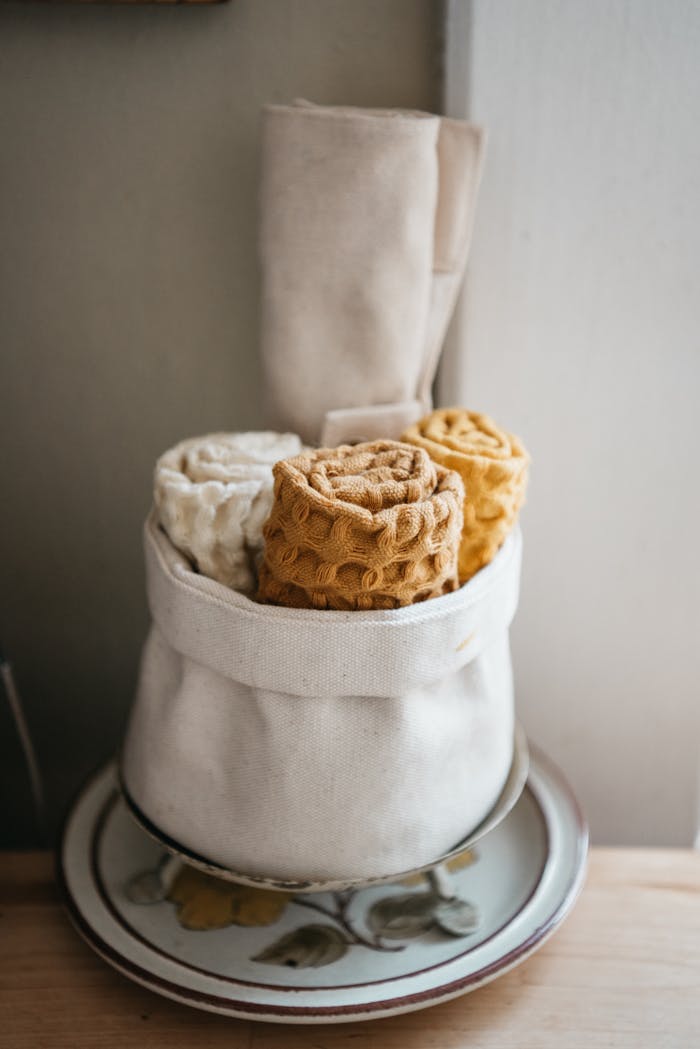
left=58, top=747, right=587, bottom=1024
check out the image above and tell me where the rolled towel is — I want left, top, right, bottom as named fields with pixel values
left=257, top=439, right=464, bottom=611
left=402, top=409, right=529, bottom=583
left=155, top=431, right=303, bottom=592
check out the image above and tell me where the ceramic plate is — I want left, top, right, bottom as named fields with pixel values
left=59, top=746, right=587, bottom=1023
left=117, top=723, right=530, bottom=894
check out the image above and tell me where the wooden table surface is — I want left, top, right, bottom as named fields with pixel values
left=1, top=848, right=699, bottom=1048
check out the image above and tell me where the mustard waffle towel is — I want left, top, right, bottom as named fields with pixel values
left=155, top=431, right=303, bottom=592
left=402, top=409, right=529, bottom=583
left=257, top=440, right=464, bottom=610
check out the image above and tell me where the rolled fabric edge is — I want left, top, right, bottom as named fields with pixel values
left=154, top=430, right=303, bottom=592
left=402, top=409, right=530, bottom=583
left=257, top=440, right=465, bottom=611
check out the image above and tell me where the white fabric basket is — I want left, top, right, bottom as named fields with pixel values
left=121, top=514, right=522, bottom=882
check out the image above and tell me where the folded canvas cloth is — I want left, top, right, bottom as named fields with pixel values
left=259, top=101, right=485, bottom=445
left=155, top=431, right=302, bottom=592
left=402, top=409, right=529, bottom=583
left=257, top=439, right=464, bottom=610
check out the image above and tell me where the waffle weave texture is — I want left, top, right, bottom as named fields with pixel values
left=257, top=440, right=464, bottom=610
left=155, top=431, right=302, bottom=592
left=402, top=409, right=529, bottom=583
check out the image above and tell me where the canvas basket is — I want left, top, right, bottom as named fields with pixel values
left=121, top=513, right=522, bottom=883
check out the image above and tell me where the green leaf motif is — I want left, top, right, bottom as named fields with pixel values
left=252, top=924, right=348, bottom=969
left=367, top=892, right=439, bottom=940
left=433, top=897, right=480, bottom=937
left=368, top=891, right=481, bottom=941
left=126, top=869, right=168, bottom=905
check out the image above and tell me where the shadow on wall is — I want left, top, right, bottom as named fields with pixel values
left=0, top=0, right=439, bottom=847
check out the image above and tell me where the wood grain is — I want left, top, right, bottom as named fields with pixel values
left=1, top=849, right=699, bottom=1048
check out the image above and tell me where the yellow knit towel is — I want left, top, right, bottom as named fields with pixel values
left=257, top=440, right=464, bottom=611
left=402, top=409, right=529, bottom=583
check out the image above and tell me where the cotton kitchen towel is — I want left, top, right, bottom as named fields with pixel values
left=259, top=101, right=485, bottom=445
left=402, top=409, right=529, bottom=583
left=155, top=431, right=303, bottom=592
left=257, top=439, right=464, bottom=611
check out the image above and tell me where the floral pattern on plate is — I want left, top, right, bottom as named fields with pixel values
left=126, top=850, right=480, bottom=968
left=59, top=755, right=587, bottom=1022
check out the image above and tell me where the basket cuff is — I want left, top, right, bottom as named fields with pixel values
left=144, top=511, right=521, bottom=698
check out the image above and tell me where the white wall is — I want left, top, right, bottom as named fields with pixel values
left=443, top=0, right=700, bottom=844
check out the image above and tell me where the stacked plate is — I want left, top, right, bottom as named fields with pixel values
left=59, top=730, right=587, bottom=1023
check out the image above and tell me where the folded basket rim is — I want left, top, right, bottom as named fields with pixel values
left=146, top=508, right=521, bottom=625
left=142, top=511, right=522, bottom=697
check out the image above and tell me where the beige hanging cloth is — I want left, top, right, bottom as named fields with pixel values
left=259, top=101, right=485, bottom=446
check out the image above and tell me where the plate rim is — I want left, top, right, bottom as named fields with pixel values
left=89, top=784, right=550, bottom=994
left=58, top=745, right=588, bottom=1024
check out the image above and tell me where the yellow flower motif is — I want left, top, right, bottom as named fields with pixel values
left=399, top=848, right=478, bottom=888
left=165, top=850, right=479, bottom=932
left=167, top=866, right=292, bottom=931
left=446, top=848, right=479, bottom=874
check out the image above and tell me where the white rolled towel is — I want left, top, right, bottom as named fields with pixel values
left=154, top=431, right=303, bottom=592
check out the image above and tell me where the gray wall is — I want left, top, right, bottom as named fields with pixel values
left=444, top=0, right=700, bottom=845
left=0, top=0, right=439, bottom=845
